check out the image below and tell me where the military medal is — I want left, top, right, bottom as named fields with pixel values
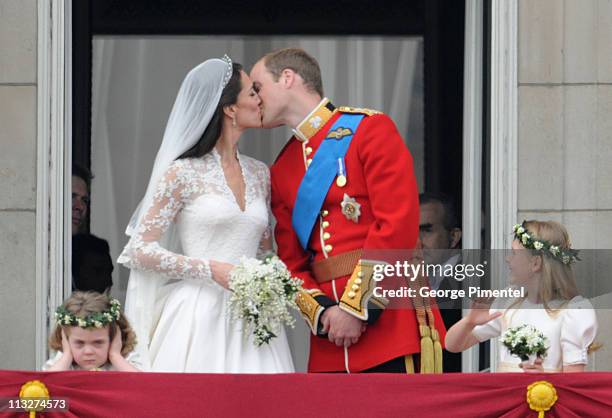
left=336, top=158, right=347, bottom=187
left=341, top=193, right=361, bottom=223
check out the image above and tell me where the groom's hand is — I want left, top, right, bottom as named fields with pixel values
left=321, top=306, right=364, bottom=347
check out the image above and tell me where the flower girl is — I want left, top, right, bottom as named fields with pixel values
left=445, top=220, right=598, bottom=372
left=44, top=291, right=141, bottom=371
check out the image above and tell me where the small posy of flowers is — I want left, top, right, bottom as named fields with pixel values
left=54, top=299, right=121, bottom=328
left=501, top=324, right=549, bottom=362
left=512, top=221, right=580, bottom=265
left=228, top=255, right=303, bottom=346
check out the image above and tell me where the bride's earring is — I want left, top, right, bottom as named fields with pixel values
left=232, top=116, right=237, bottom=128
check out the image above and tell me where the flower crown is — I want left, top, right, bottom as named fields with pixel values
left=512, top=221, right=580, bottom=265
left=54, top=298, right=121, bottom=329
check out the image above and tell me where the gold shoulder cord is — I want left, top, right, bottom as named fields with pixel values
left=410, top=258, right=443, bottom=374
left=337, top=106, right=383, bottom=117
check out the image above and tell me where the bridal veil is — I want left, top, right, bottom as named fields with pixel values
left=118, top=56, right=233, bottom=369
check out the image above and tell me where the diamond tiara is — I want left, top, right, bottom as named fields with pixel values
left=222, top=54, right=233, bottom=88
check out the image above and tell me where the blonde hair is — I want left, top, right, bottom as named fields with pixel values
left=521, top=220, right=579, bottom=311
left=507, top=220, right=578, bottom=316
left=49, top=291, right=136, bottom=357
left=262, top=48, right=324, bottom=97
left=507, top=220, right=601, bottom=353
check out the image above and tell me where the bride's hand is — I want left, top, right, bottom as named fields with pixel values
left=209, top=260, right=235, bottom=289
left=519, top=357, right=544, bottom=373
left=465, top=297, right=502, bottom=326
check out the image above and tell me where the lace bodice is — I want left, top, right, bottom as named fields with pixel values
left=118, top=149, right=272, bottom=283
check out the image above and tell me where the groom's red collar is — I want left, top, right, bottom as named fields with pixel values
left=292, top=98, right=337, bottom=142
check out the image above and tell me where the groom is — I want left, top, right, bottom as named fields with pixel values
left=251, top=48, right=446, bottom=373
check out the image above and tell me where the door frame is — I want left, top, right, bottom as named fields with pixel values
left=36, top=0, right=73, bottom=369
left=36, top=0, right=518, bottom=372
left=488, top=0, right=519, bottom=372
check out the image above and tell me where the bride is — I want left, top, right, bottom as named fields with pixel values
left=118, top=56, right=294, bottom=373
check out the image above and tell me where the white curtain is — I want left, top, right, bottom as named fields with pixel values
left=90, top=35, right=424, bottom=371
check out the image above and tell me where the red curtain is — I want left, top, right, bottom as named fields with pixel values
left=1, top=371, right=612, bottom=418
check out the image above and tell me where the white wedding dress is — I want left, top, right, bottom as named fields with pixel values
left=118, top=148, right=294, bottom=373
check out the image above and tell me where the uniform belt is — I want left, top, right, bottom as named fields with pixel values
left=311, top=249, right=363, bottom=284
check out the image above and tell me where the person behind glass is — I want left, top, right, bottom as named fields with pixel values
left=72, top=164, right=92, bottom=236
left=72, top=234, right=114, bottom=294
left=44, top=291, right=141, bottom=371
left=71, top=164, right=114, bottom=293
left=419, top=192, right=463, bottom=372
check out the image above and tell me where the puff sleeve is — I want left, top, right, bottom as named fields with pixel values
left=560, top=297, right=598, bottom=365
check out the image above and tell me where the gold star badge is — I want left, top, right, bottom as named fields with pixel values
left=341, top=194, right=361, bottom=223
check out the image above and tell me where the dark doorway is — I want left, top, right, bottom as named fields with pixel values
left=71, top=0, right=466, bottom=372
left=72, top=0, right=464, bottom=202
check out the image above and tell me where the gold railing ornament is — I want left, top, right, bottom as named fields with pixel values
left=19, top=380, right=49, bottom=418
left=526, top=380, right=558, bottom=418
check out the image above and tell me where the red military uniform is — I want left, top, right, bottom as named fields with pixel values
left=271, top=98, right=446, bottom=373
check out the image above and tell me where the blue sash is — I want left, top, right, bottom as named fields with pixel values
left=292, top=113, right=365, bottom=250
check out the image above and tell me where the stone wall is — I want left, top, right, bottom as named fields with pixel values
left=1, top=0, right=610, bottom=371
left=0, top=0, right=37, bottom=370
left=518, top=0, right=612, bottom=370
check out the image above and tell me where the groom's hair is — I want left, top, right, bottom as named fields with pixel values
left=263, top=48, right=323, bottom=97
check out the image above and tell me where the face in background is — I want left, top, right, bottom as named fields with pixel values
left=419, top=201, right=461, bottom=265
left=67, top=325, right=110, bottom=370
left=72, top=176, right=89, bottom=235
left=249, top=60, right=286, bottom=128
left=231, top=71, right=262, bottom=129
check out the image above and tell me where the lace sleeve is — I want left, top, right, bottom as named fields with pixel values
left=257, top=161, right=274, bottom=259
left=118, top=160, right=212, bottom=282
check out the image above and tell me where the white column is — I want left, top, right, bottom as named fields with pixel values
left=36, top=0, right=71, bottom=369
left=462, top=0, right=484, bottom=372
left=489, top=0, right=518, bottom=372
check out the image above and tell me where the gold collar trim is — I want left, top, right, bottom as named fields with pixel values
left=292, top=98, right=336, bottom=142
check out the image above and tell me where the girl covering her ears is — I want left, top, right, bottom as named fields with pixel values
left=44, top=291, right=141, bottom=371
left=445, top=220, right=598, bottom=372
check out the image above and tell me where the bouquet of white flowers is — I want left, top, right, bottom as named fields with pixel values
left=501, top=324, right=549, bottom=363
left=228, top=255, right=303, bottom=346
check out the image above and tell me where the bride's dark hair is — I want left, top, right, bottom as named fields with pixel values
left=177, top=62, right=243, bottom=159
